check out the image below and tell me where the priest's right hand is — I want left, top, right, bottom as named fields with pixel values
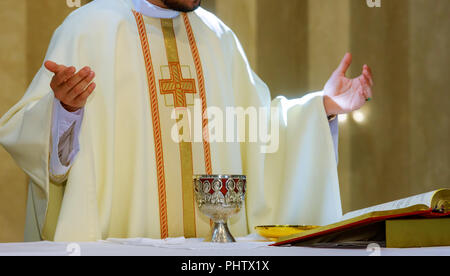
left=44, top=60, right=96, bottom=112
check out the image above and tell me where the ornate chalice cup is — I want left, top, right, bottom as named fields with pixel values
left=193, top=175, right=246, bottom=243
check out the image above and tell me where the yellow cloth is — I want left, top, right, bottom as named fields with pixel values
left=0, top=0, right=341, bottom=242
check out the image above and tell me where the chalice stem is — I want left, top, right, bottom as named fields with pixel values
left=211, top=221, right=236, bottom=243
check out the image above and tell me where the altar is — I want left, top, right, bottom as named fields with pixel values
left=1, top=236, right=449, bottom=256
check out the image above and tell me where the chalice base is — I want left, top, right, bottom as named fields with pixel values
left=207, top=222, right=236, bottom=243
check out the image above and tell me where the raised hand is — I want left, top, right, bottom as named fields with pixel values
left=323, top=53, right=374, bottom=116
left=44, top=60, right=96, bottom=112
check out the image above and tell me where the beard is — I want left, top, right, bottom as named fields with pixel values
left=161, top=0, right=202, bottom=12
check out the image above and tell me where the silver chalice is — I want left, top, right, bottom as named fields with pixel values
left=193, top=175, right=246, bottom=243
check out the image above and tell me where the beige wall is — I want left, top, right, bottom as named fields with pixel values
left=0, top=0, right=28, bottom=243
left=213, top=0, right=450, bottom=213
left=409, top=0, right=450, bottom=198
left=0, top=0, right=448, bottom=241
left=342, top=0, right=449, bottom=211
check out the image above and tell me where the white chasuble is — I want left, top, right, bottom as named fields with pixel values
left=0, top=0, right=342, bottom=242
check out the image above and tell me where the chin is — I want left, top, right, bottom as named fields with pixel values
left=162, top=0, right=202, bottom=13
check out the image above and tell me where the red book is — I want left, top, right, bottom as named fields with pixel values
left=273, top=189, right=450, bottom=248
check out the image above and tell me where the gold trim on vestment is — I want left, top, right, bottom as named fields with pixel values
left=133, top=11, right=169, bottom=239
left=160, top=18, right=197, bottom=238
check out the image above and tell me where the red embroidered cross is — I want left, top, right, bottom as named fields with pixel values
left=159, top=62, right=196, bottom=108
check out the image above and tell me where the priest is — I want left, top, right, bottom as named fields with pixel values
left=0, top=0, right=373, bottom=242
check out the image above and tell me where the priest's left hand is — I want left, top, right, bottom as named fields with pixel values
left=323, top=53, right=374, bottom=116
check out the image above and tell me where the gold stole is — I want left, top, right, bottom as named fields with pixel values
left=133, top=11, right=212, bottom=238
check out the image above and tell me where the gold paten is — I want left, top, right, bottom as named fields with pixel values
left=255, top=225, right=320, bottom=241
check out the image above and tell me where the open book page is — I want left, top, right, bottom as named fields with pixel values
left=432, top=189, right=450, bottom=212
left=340, top=190, right=438, bottom=221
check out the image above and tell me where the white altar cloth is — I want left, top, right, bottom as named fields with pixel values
left=0, top=236, right=449, bottom=256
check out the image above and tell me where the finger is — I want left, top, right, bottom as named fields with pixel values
left=72, top=82, right=96, bottom=106
left=59, top=67, right=91, bottom=94
left=335, top=53, right=352, bottom=75
left=67, top=71, right=96, bottom=101
left=363, top=69, right=373, bottom=87
left=365, top=64, right=373, bottom=78
left=364, top=86, right=373, bottom=100
left=360, top=75, right=373, bottom=99
left=44, top=60, right=65, bottom=74
left=363, top=65, right=374, bottom=86
left=362, top=72, right=371, bottom=88
left=53, top=66, right=76, bottom=87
